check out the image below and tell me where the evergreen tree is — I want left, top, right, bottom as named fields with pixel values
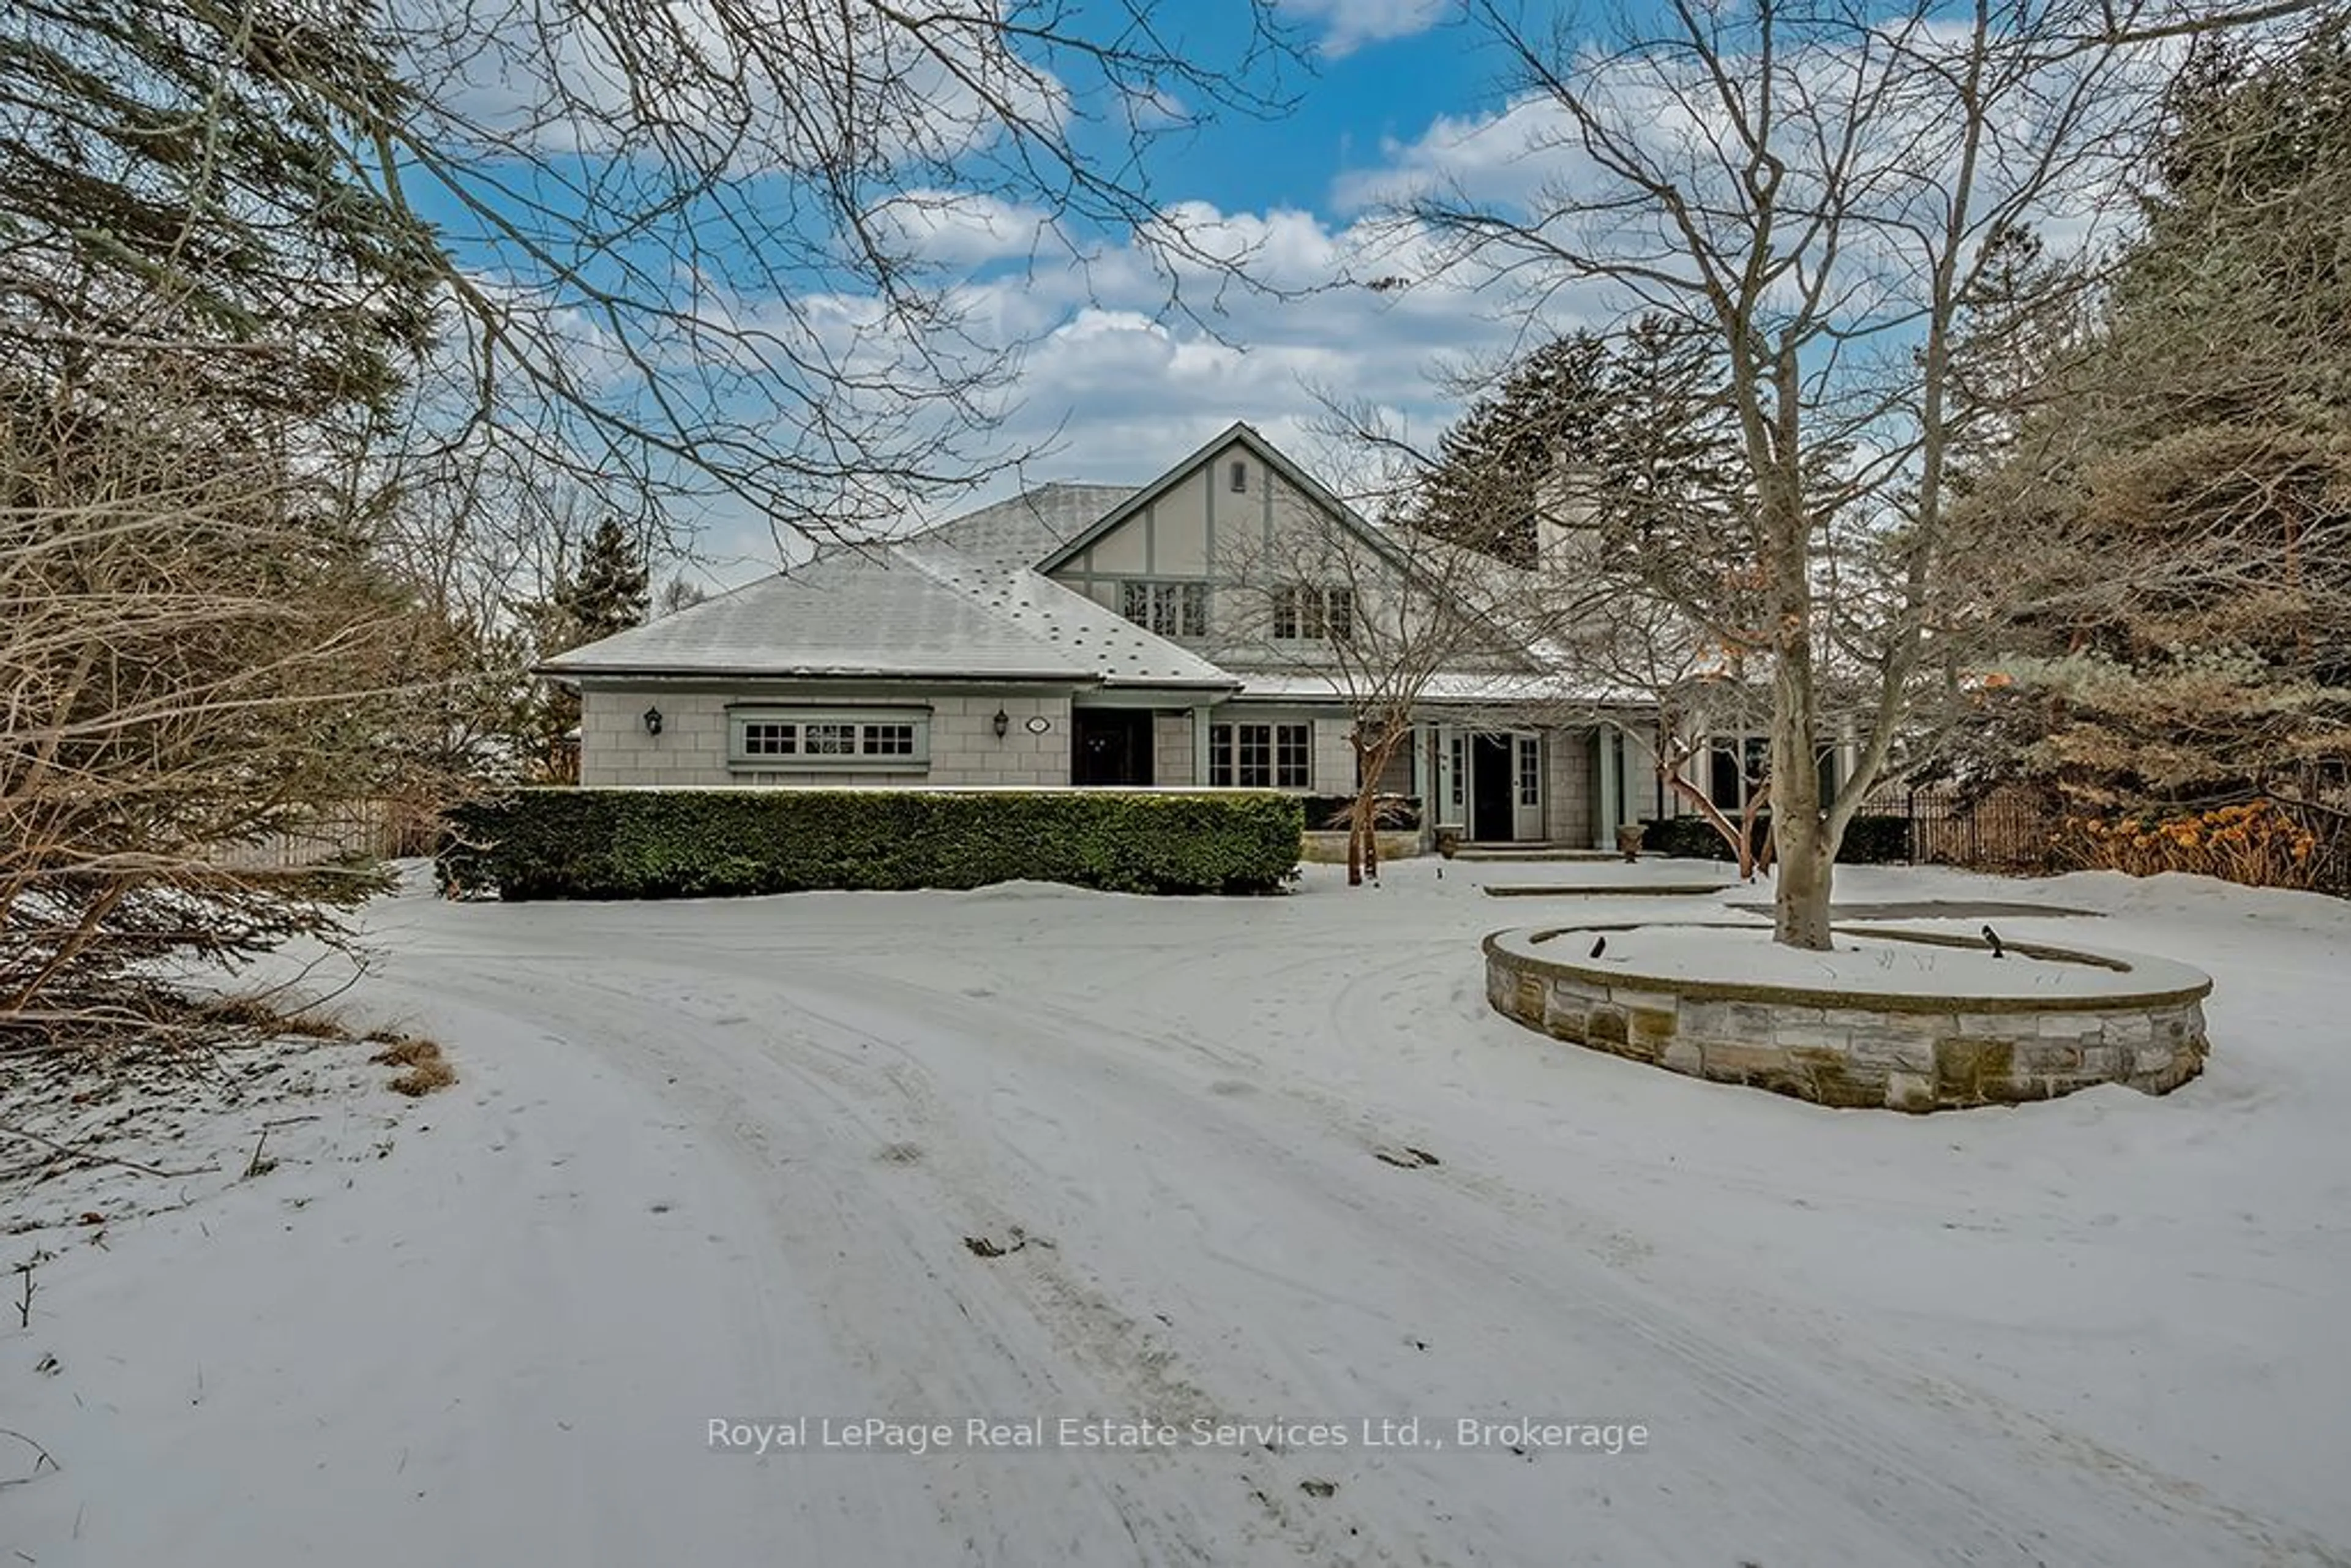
left=1410, top=333, right=1611, bottom=566
left=558, top=519, right=653, bottom=647
left=1975, top=21, right=2351, bottom=847
left=1, top=0, right=440, bottom=418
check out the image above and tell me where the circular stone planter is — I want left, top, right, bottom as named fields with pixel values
left=1484, top=923, right=2212, bottom=1112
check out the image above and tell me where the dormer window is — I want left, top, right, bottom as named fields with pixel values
left=1229, top=460, right=1248, bottom=493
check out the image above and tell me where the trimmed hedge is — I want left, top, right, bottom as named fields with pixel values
left=438, top=788, right=1304, bottom=900
left=1637, top=812, right=1915, bottom=865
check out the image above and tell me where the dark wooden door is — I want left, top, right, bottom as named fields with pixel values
left=1471, top=733, right=1515, bottom=841
left=1073, top=710, right=1153, bottom=786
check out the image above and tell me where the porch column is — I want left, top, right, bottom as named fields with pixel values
left=1594, top=726, right=1621, bottom=850
left=1192, top=704, right=1213, bottom=786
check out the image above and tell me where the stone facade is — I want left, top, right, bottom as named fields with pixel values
left=1543, top=732, right=1594, bottom=848
left=579, top=688, right=1074, bottom=788
left=1300, top=829, right=1421, bottom=865
left=1153, top=713, right=1198, bottom=785
left=1485, top=931, right=2211, bottom=1112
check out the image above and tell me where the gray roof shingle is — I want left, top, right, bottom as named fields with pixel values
left=541, top=486, right=1232, bottom=690
left=913, top=482, right=1134, bottom=568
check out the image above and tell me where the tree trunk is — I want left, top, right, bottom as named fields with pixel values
left=1772, top=823, right=1835, bottom=949
left=1756, top=341, right=1838, bottom=949
left=1346, top=733, right=1368, bottom=885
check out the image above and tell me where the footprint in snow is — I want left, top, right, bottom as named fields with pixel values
left=1373, top=1145, right=1441, bottom=1169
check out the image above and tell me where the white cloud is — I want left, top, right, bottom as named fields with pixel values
left=1278, top=0, right=1450, bottom=58
left=864, top=190, right=1065, bottom=268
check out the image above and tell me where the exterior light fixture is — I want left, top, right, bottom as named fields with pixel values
left=992, top=708, right=1011, bottom=739
left=642, top=705, right=664, bottom=737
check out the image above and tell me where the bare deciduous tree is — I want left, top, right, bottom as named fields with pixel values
left=336, top=0, right=1306, bottom=550
left=0, top=356, right=451, bottom=1037
left=1395, top=0, right=2306, bottom=948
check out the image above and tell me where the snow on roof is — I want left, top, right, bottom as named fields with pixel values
left=896, top=541, right=1234, bottom=689
left=539, top=460, right=1651, bottom=702
left=1227, top=670, right=1651, bottom=707
left=913, top=482, right=1136, bottom=568
left=541, top=523, right=1234, bottom=690
left=540, top=547, right=1091, bottom=681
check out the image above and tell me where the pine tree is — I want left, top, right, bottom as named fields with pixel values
left=558, top=519, right=653, bottom=647
left=1412, top=321, right=1746, bottom=579
left=1411, top=333, right=1611, bottom=565
left=1, top=1, right=440, bottom=418
left=1974, top=21, right=2351, bottom=864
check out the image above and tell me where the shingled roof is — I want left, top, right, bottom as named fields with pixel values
left=540, top=489, right=1233, bottom=690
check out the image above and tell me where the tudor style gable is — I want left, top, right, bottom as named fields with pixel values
left=1037, top=423, right=1417, bottom=661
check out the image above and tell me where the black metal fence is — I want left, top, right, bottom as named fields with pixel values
left=1886, top=785, right=2060, bottom=872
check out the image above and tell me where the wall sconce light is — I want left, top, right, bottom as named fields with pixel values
left=992, top=707, right=1011, bottom=740
left=642, top=705, right=664, bottom=737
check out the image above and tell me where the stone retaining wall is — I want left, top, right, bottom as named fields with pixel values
left=1485, top=929, right=2210, bottom=1112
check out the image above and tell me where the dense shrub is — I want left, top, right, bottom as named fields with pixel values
left=1637, top=812, right=1914, bottom=865
left=2056, top=800, right=2327, bottom=890
left=438, top=788, right=1304, bottom=900
left=1636, top=815, right=1738, bottom=861
left=1839, top=816, right=1915, bottom=864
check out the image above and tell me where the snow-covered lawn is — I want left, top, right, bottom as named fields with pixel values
left=7, top=858, right=2350, bottom=1566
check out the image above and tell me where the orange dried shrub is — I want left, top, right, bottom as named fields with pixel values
left=2060, top=800, right=2322, bottom=889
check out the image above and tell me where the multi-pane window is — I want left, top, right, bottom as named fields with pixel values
left=1449, top=733, right=1466, bottom=811
left=1272, top=584, right=1354, bottom=642
left=1118, top=580, right=1209, bottom=638
left=1278, top=725, right=1311, bottom=785
left=740, top=721, right=798, bottom=757
left=1517, top=735, right=1541, bottom=808
left=728, top=711, right=929, bottom=768
left=861, top=723, right=917, bottom=756
left=1207, top=722, right=1311, bottom=789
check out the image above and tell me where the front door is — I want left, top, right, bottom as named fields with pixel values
left=1471, top=733, right=1515, bottom=842
left=1514, top=733, right=1545, bottom=841
left=1072, top=709, right=1153, bottom=786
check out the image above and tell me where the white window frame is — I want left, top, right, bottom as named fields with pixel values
left=1118, top=579, right=1209, bottom=639
left=726, top=707, right=931, bottom=771
left=1207, top=721, right=1311, bottom=789
left=1272, top=583, right=1354, bottom=643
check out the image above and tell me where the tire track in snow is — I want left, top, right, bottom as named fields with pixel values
left=390, top=960, right=1359, bottom=1567
left=666, top=944, right=2343, bottom=1568
left=374, top=921, right=2344, bottom=1567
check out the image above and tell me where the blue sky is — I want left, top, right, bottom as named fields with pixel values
left=786, top=1, right=1558, bottom=567
left=1176, top=10, right=1499, bottom=216
left=410, top=0, right=1585, bottom=579
left=409, top=0, right=2159, bottom=581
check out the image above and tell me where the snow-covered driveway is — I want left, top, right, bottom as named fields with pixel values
left=11, top=862, right=2351, bottom=1566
